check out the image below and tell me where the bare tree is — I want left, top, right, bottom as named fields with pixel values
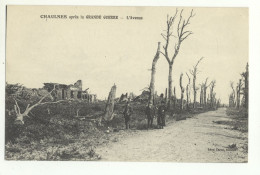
left=230, top=81, right=236, bottom=107
left=210, top=80, right=216, bottom=108
left=203, top=78, right=211, bottom=107
left=213, top=92, right=217, bottom=109
left=13, top=85, right=64, bottom=124
left=217, top=99, right=221, bottom=109
left=199, top=84, right=204, bottom=107
left=189, top=57, right=204, bottom=108
left=179, top=73, right=185, bottom=110
left=241, top=63, right=249, bottom=109
left=207, top=94, right=210, bottom=105
left=185, top=72, right=191, bottom=109
left=236, top=79, right=243, bottom=109
left=173, top=87, right=177, bottom=109
left=161, top=9, right=195, bottom=108
left=148, top=42, right=161, bottom=106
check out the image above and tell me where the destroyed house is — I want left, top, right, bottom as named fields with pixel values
left=43, top=80, right=97, bottom=102
left=43, top=80, right=83, bottom=100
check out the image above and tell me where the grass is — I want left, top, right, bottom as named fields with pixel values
left=226, top=107, right=248, bottom=118
left=226, top=107, right=248, bottom=132
left=212, top=107, right=248, bottom=133
left=5, top=100, right=213, bottom=160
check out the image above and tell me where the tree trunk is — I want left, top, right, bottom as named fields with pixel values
left=213, top=93, right=216, bottom=109
left=168, top=64, right=173, bottom=108
left=200, top=86, right=203, bottom=107
left=186, top=85, right=189, bottom=110
left=210, top=88, right=215, bottom=108
left=193, top=74, right=197, bottom=108
left=210, top=89, right=213, bottom=108
left=244, top=63, right=249, bottom=109
left=148, top=42, right=160, bottom=105
left=203, top=87, right=207, bottom=107
left=165, top=88, right=168, bottom=102
left=232, top=90, right=236, bottom=107
left=179, top=73, right=184, bottom=111
left=236, top=88, right=240, bottom=109
left=236, top=79, right=242, bottom=109
left=210, top=81, right=216, bottom=108
left=173, top=87, right=176, bottom=109
left=104, top=84, right=117, bottom=121
left=185, top=73, right=191, bottom=110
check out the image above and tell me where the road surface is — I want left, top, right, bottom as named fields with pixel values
left=96, top=108, right=248, bottom=162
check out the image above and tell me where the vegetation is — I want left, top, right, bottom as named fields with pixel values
left=5, top=81, right=217, bottom=160
left=212, top=63, right=249, bottom=141
left=229, top=63, right=249, bottom=112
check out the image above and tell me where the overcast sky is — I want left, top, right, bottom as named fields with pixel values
left=6, top=6, right=248, bottom=104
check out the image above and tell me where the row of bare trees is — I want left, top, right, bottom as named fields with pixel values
left=177, top=60, right=219, bottom=111
left=229, top=63, right=249, bottom=110
left=148, top=9, right=220, bottom=112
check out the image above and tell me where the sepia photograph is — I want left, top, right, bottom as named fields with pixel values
left=4, top=5, right=249, bottom=163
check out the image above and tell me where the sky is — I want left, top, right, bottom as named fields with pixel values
left=6, top=6, right=248, bottom=104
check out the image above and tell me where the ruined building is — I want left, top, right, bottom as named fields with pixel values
left=43, top=80, right=97, bottom=102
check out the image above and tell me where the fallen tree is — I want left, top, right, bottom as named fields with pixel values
left=13, top=85, right=64, bottom=124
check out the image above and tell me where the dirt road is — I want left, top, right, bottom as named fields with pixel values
left=96, top=108, right=248, bottom=162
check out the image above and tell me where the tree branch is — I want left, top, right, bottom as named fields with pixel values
left=161, top=33, right=167, bottom=41
left=186, top=72, right=191, bottom=84
left=39, top=100, right=65, bottom=106
left=13, top=98, right=20, bottom=114
left=161, top=9, right=179, bottom=65
left=195, top=57, right=204, bottom=68
left=27, top=85, right=57, bottom=112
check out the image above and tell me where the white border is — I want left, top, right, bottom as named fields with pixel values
left=1, top=0, right=260, bottom=175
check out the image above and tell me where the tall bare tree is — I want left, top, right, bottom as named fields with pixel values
left=161, top=9, right=195, bottom=108
left=230, top=81, right=236, bottom=107
left=203, top=78, right=211, bottom=107
left=173, top=86, right=177, bottom=109
left=236, top=79, right=243, bottom=109
left=148, top=42, right=161, bottom=106
left=199, top=84, right=204, bottom=107
left=217, top=99, right=221, bottom=109
left=190, top=57, right=204, bottom=108
left=185, top=72, right=191, bottom=109
left=210, top=80, right=216, bottom=108
left=213, top=92, right=217, bottom=108
left=179, top=73, right=185, bottom=110
left=241, top=63, right=249, bottom=109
